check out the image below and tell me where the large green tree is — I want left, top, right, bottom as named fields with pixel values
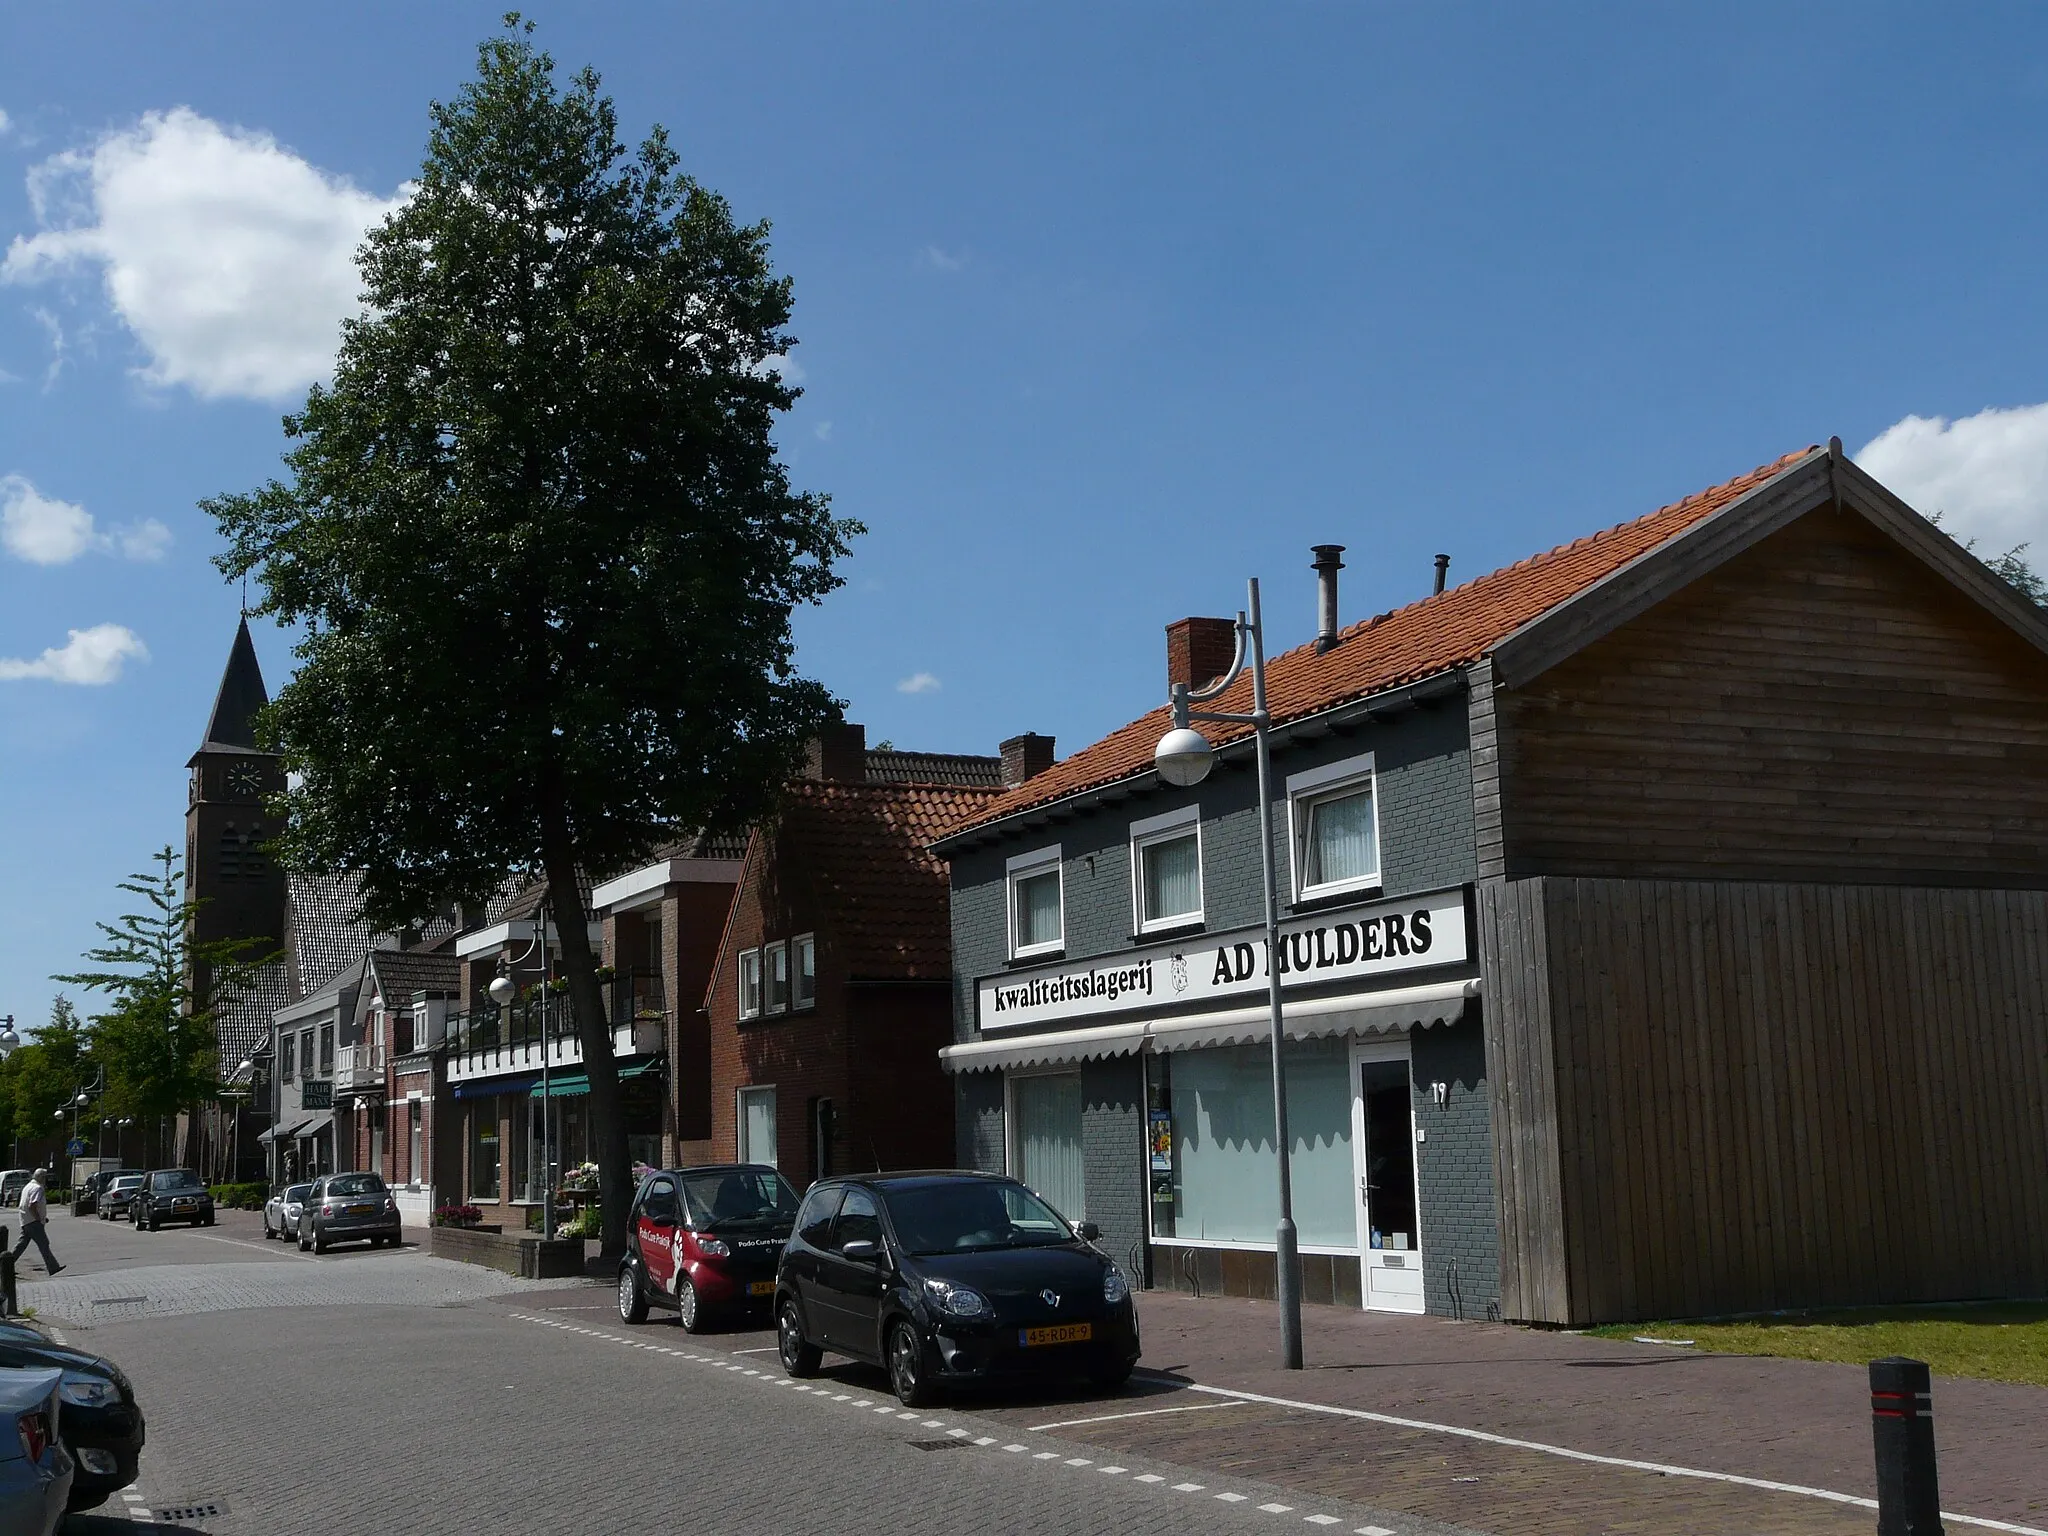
left=207, top=20, right=857, bottom=1251
left=0, top=997, right=91, bottom=1160
left=54, top=848, right=274, bottom=1167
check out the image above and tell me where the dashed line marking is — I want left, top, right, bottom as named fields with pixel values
left=1064, top=1457, right=1093, bottom=1467
left=1304, top=1518, right=1342, bottom=1527
left=1257, top=1502, right=1293, bottom=1513
left=1172, top=1482, right=1205, bottom=1492
left=1099, top=1466, right=1127, bottom=1475
left=1134, top=1474, right=1165, bottom=1484
left=1216, top=1492, right=1248, bottom=1503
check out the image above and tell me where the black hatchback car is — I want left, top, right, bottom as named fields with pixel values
left=617, top=1164, right=802, bottom=1331
left=0, top=1319, right=145, bottom=1512
left=775, top=1170, right=1139, bottom=1407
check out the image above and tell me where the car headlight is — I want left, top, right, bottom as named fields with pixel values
left=1102, top=1266, right=1129, bottom=1305
left=695, top=1236, right=730, bottom=1258
left=59, top=1376, right=118, bottom=1409
left=923, top=1277, right=992, bottom=1319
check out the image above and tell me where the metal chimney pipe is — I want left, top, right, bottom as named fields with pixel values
left=1433, top=554, right=1450, bottom=595
left=1312, top=545, right=1345, bottom=653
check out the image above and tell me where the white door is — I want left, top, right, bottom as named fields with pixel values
left=1351, top=1041, right=1424, bottom=1314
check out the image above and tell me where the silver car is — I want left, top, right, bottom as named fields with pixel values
left=296, top=1172, right=402, bottom=1253
left=96, top=1176, right=145, bottom=1222
left=263, top=1183, right=312, bottom=1240
left=0, top=1367, right=72, bottom=1536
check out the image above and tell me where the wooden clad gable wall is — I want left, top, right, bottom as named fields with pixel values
left=1495, top=504, right=2048, bottom=886
left=1535, top=875, right=2048, bottom=1324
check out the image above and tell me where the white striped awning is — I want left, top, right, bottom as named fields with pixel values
left=939, top=977, right=1480, bottom=1074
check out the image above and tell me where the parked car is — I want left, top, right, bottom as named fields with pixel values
left=263, top=1183, right=313, bottom=1241
left=0, top=1171, right=29, bottom=1210
left=95, top=1175, right=146, bottom=1222
left=296, top=1172, right=401, bottom=1253
left=616, top=1164, right=802, bottom=1332
left=130, top=1169, right=214, bottom=1230
left=0, top=1320, right=144, bottom=1513
left=0, top=1366, right=70, bottom=1536
left=774, top=1170, right=1139, bottom=1407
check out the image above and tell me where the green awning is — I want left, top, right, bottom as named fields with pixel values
left=530, top=1059, right=659, bottom=1099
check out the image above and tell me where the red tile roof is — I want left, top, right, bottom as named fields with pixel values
left=950, top=447, right=1818, bottom=836
left=770, top=779, right=1003, bottom=978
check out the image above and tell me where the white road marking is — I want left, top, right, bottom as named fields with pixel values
left=1304, top=1518, right=1342, bottom=1527
left=1215, top=1492, right=1248, bottom=1503
left=1357, top=1527, right=1396, bottom=1535
left=1027, top=1399, right=1250, bottom=1432
left=195, top=1232, right=317, bottom=1261
left=1173, top=1381, right=2048, bottom=1536
left=1003, top=1444, right=1027, bottom=1453
left=1257, top=1503, right=1293, bottom=1513
left=1063, top=1457, right=1093, bottom=1466
left=1034, top=1452, right=1060, bottom=1460
left=973, top=1437, right=997, bottom=1447
left=729, top=1345, right=779, bottom=1354
left=1173, top=1482, right=1205, bottom=1492
left=1099, top=1466, right=1127, bottom=1475
left=1134, top=1474, right=1165, bottom=1484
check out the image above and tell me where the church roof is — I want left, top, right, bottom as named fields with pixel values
left=191, top=617, right=272, bottom=761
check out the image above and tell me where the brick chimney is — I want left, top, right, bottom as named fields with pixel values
left=1000, top=732, right=1057, bottom=788
left=1167, top=617, right=1238, bottom=692
left=805, top=721, right=868, bottom=782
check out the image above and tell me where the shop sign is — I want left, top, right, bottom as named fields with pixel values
left=977, top=886, right=1469, bottom=1033
left=301, top=1078, right=334, bottom=1109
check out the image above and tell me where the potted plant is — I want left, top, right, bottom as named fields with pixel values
left=432, top=1203, right=484, bottom=1229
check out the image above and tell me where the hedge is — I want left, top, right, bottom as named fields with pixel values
left=208, top=1182, right=268, bottom=1210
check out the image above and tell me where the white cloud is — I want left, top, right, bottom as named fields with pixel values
left=0, top=109, right=12, bottom=139
left=813, top=419, right=833, bottom=442
left=1, top=474, right=171, bottom=564
left=919, top=244, right=965, bottom=273
left=895, top=671, right=942, bottom=695
left=0, top=623, right=148, bottom=684
left=758, top=350, right=804, bottom=383
left=1, top=107, right=408, bottom=401
left=1858, top=402, right=2048, bottom=554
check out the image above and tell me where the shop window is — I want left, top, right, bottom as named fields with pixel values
left=793, top=935, right=816, bottom=1010
left=1009, top=1071, right=1085, bottom=1221
left=469, top=1100, right=500, bottom=1200
left=765, top=941, right=789, bottom=1015
left=1287, top=752, right=1380, bottom=901
left=508, top=1097, right=532, bottom=1200
left=738, top=948, right=761, bottom=1019
left=1007, top=846, right=1064, bottom=958
left=1131, top=805, right=1202, bottom=932
left=738, top=1085, right=778, bottom=1167
left=1147, top=1039, right=1355, bottom=1249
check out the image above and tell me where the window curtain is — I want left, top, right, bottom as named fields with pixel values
left=1011, top=1072, right=1086, bottom=1220
left=1143, top=835, right=1201, bottom=920
left=1158, top=1039, right=1354, bottom=1248
left=741, top=1089, right=778, bottom=1167
left=1307, top=789, right=1376, bottom=886
left=1017, top=871, right=1062, bottom=947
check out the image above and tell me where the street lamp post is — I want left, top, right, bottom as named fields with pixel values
left=0, top=1019, right=17, bottom=1167
left=488, top=933, right=552, bottom=1242
left=1154, top=576, right=1305, bottom=1370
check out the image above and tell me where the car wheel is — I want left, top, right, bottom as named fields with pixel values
left=313, top=1231, right=327, bottom=1254
left=778, top=1299, right=821, bottom=1378
left=888, top=1320, right=937, bottom=1408
left=203, top=1214, right=215, bottom=1227
left=146, top=1214, right=158, bottom=1233
left=298, top=1228, right=311, bottom=1252
left=1089, top=1361, right=1134, bottom=1393
left=618, top=1263, right=649, bottom=1324
left=677, top=1277, right=706, bottom=1333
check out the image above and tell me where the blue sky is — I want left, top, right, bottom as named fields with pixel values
left=5, top=3, right=2048, bottom=1029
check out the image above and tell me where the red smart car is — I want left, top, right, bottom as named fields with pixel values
left=616, top=1164, right=802, bottom=1332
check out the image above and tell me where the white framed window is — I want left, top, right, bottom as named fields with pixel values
left=738, top=1085, right=778, bottom=1167
left=1287, top=751, right=1381, bottom=901
left=1130, top=804, right=1203, bottom=932
left=1006, top=845, right=1065, bottom=958
left=793, top=934, right=816, bottom=1010
left=738, top=948, right=762, bottom=1019
left=765, top=941, right=789, bottom=1015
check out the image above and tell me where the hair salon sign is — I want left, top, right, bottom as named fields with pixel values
left=977, top=886, right=1471, bottom=1033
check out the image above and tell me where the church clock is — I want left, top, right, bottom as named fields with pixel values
left=226, top=760, right=267, bottom=800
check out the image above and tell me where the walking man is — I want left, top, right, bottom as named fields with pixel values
left=9, top=1168, right=65, bottom=1275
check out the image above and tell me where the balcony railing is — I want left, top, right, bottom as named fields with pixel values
left=607, top=970, right=666, bottom=1027
left=335, top=1043, right=383, bottom=1090
left=444, top=981, right=666, bottom=1085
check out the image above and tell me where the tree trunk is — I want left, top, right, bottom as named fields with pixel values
left=537, top=783, right=631, bottom=1260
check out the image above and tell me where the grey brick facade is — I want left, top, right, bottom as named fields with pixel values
left=942, top=689, right=1498, bottom=1318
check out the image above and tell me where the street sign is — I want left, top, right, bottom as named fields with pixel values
left=65, top=1138, right=85, bottom=1156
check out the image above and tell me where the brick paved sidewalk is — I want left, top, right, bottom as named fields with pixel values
left=1130, top=1291, right=2048, bottom=1529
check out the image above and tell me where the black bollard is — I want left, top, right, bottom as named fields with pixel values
left=1870, top=1356, right=1944, bottom=1535
left=0, top=1250, right=14, bottom=1318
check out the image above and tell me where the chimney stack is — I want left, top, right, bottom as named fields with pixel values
left=1167, top=617, right=1238, bottom=692
left=805, top=721, right=868, bottom=782
left=1433, top=553, right=1450, bottom=595
left=1000, top=732, right=1057, bottom=788
left=1312, top=544, right=1346, bottom=653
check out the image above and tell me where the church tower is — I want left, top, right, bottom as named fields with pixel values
left=185, top=619, right=288, bottom=984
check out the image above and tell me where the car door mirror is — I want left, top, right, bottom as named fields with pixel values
left=1075, top=1221, right=1101, bottom=1242
left=839, top=1238, right=880, bottom=1262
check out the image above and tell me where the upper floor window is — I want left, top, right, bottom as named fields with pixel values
left=792, top=935, right=816, bottom=1010
left=738, top=948, right=762, bottom=1019
left=765, top=941, right=790, bottom=1015
left=1131, top=805, right=1203, bottom=933
left=1006, top=846, right=1064, bottom=958
left=319, top=1023, right=335, bottom=1073
left=1288, top=752, right=1380, bottom=901
left=282, top=1034, right=297, bottom=1082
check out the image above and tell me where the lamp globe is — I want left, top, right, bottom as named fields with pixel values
left=1154, top=726, right=1216, bottom=788
left=487, top=975, right=517, bottom=1008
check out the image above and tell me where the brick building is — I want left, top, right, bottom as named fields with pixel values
left=702, top=726, right=1005, bottom=1183
left=936, top=443, right=2048, bottom=1325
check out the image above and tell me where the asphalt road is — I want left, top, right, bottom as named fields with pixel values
left=9, top=1211, right=1465, bottom=1536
